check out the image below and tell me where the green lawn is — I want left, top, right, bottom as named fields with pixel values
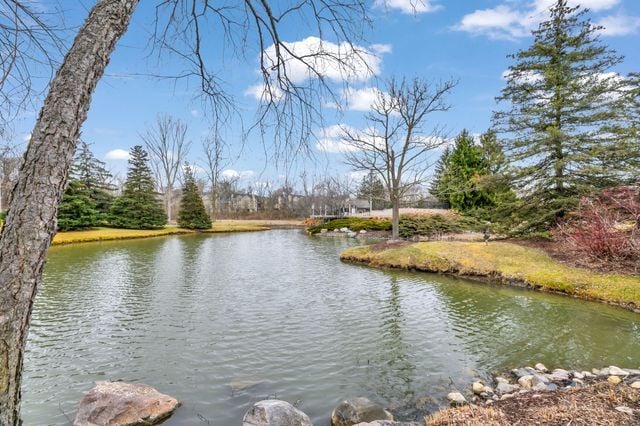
left=341, top=241, right=640, bottom=310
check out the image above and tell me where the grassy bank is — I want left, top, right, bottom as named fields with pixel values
left=52, top=220, right=277, bottom=245
left=340, top=241, right=640, bottom=310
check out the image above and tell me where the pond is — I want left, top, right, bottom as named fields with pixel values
left=22, top=230, right=640, bottom=424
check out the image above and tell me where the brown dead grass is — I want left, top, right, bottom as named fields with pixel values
left=426, top=381, right=640, bottom=426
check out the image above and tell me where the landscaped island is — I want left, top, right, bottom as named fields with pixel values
left=340, top=241, right=640, bottom=311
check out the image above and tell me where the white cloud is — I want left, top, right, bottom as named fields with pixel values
left=374, top=0, right=441, bottom=14
left=315, top=124, right=389, bottom=153
left=330, top=87, right=385, bottom=111
left=105, top=149, right=130, bottom=161
left=190, top=109, right=201, bottom=118
left=596, top=14, right=640, bottom=36
left=370, top=43, right=393, bottom=55
left=246, top=36, right=387, bottom=100
left=221, top=169, right=255, bottom=180
left=456, top=0, right=628, bottom=39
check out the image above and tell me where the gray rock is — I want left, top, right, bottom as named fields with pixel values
left=446, top=392, right=467, bottom=406
left=532, top=383, right=548, bottom=391
left=592, top=368, right=601, bottom=375
left=496, top=382, right=519, bottom=394
left=495, top=377, right=510, bottom=385
left=582, top=371, right=596, bottom=378
left=535, top=363, right=548, bottom=372
left=598, top=368, right=611, bottom=377
left=550, top=369, right=569, bottom=381
left=624, top=369, right=640, bottom=375
left=243, top=400, right=312, bottom=426
left=517, top=375, right=533, bottom=389
left=573, top=371, right=585, bottom=380
left=614, top=406, right=634, bottom=415
left=340, top=227, right=350, bottom=232
left=531, top=374, right=550, bottom=387
left=512, top=368, right=535, bottom=378
left=331, top=398, right=394, bottom=426
left=608, top=366, right=628, bottom=376
left=546, top=383, right=558, bottom=391
left=73, top=381, right=180, bottom=426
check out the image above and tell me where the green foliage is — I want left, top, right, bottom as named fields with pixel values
left=494, top=0, right=637, bottom=231
left=57, top=180, right=102, bottom=231
left=398, top=215, right=483, bottom=238
left=307, top=217, right=391, bottom=234
left=357, top=172, right=388, bottom=210
left=430, top=130, right=511, bottom=219
left=109, top=145, right=166, bottom=229
left=178, top=165, right=211, bottom=229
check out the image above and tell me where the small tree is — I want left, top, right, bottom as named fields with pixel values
left=358, top=171, right=387, bottom=211
left=343, top=77, right=456, bottom=238
left=109, top=146, right=166, bottom=229
left=57, top=180, right=101, bottom=231
left=70, top=140, right=115, bottom=214
left=178, top=164, right=211, bottom=229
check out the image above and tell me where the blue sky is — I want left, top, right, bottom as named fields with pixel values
left=11, top=0, right=640, bottom=188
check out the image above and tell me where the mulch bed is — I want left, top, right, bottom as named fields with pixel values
left=428, top=381, right=640, bottom=425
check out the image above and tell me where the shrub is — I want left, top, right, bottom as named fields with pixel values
left=398, top=214, right=483, bottom=238
left=307, top=217, right=391, bottom=234
left=556, top=186, right=639, bottom=262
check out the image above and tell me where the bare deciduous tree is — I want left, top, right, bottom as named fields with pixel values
left=142, top=114, right=191, bottom=223
left=0, top=1, right=368, bottom=421
left=343, top=77, right=457, bottom=238
left=202, top=131, right=228, bottom=221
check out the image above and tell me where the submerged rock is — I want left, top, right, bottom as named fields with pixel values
left=231, top=378, right=264, bottom=393
left=73, top=381, right=179, bottom=426
left=243, top=400, right=312, bottom=426
left=331, top=397, right=394, bottom=426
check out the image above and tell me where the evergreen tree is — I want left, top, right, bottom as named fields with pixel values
left=429, top=145, right=451, bottom=205
left=357, top=172, right=387, bottom=210
left=178, top=164, right=211, bottom=229
left=70, top=140, right=115, bottom=213
left=57, top=180, right=102, bottom=231
left=109, top=145, right=166, bottom=229
left=444, top=130, right=493, bottom=213
left=494, top=0, right=635, bottom=230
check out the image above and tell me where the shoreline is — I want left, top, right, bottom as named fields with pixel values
left=51, top=220, right=302, bottom=246
left=340, top=241, right=640, bottom=313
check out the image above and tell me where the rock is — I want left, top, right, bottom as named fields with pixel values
left=340, top=227, right=350, bottom=232
left=320, top=228, right=329, bottom=234
left=608, top=376, right=622, bottom=384
left=550, top=369, right=569, bottom=381
left=531, top=374, right=550, bottom=387
left=446, top=392, right=467, bottom=406
left=495, top=377, right=510, bottom=385
left=535, top=363, right=548, bottom=372
left=592, top=368, right=601, bottom=375
left=532, top=383, right=548, bottom=391
left=614, top=406, right=634, bottom=415
left=624, top=369, right=640, bottom=375
left=512, top=368, right=535, bottom=378
left=630, top=381, right=640, bottom=389
left=359, top=230, right=368, bottom=234
left=518, top=375, right=533, bottom=389
left=582, top=371, right=596, bottom=378
left=500, top=393, right=515, bottom=400
left=347, top=232, right=357, bottom=238
left=573, top=371, right=585, bottom=380
left=331, top=398, right=394, bottom=426
left=231, top=378, right=264, bottom=393
left=608, top=366, right=628, bottom=376
left=243, top=400, right=312, bottom=426
left=496, top=382, right=518, bottom=394
left=545, top=383, right=558, bottom=391
left=598, top=368, right=611, bottom=377
left=483, top=386, right=494, bottom=394
left=472, top=382, right=485, bottom=395
left=73, top=381, right=179, bottom=426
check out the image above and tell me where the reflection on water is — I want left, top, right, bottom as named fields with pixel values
left=22, top=230, right=640, bottom=425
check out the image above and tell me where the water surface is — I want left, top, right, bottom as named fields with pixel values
left=22, top=230, right=640, bottom=424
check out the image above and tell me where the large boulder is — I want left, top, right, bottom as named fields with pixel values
left=243, top=400, right=312, bottom=426
left=73, top=381, right=180, bottom=426
left=332, top=397, right=394, bottom=426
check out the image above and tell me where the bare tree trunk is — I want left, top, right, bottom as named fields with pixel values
left=0, top=1, right=139, bottom=423
left=391, top=195, right=400, bottom=240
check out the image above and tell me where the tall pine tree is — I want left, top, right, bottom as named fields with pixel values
left=429, top=145, right=451, bottom=205
left=494, top=0, right=635, bottom=230
left=178, top=164, right=211, bottom=229
left=109, top=146, right=166, bottom=229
